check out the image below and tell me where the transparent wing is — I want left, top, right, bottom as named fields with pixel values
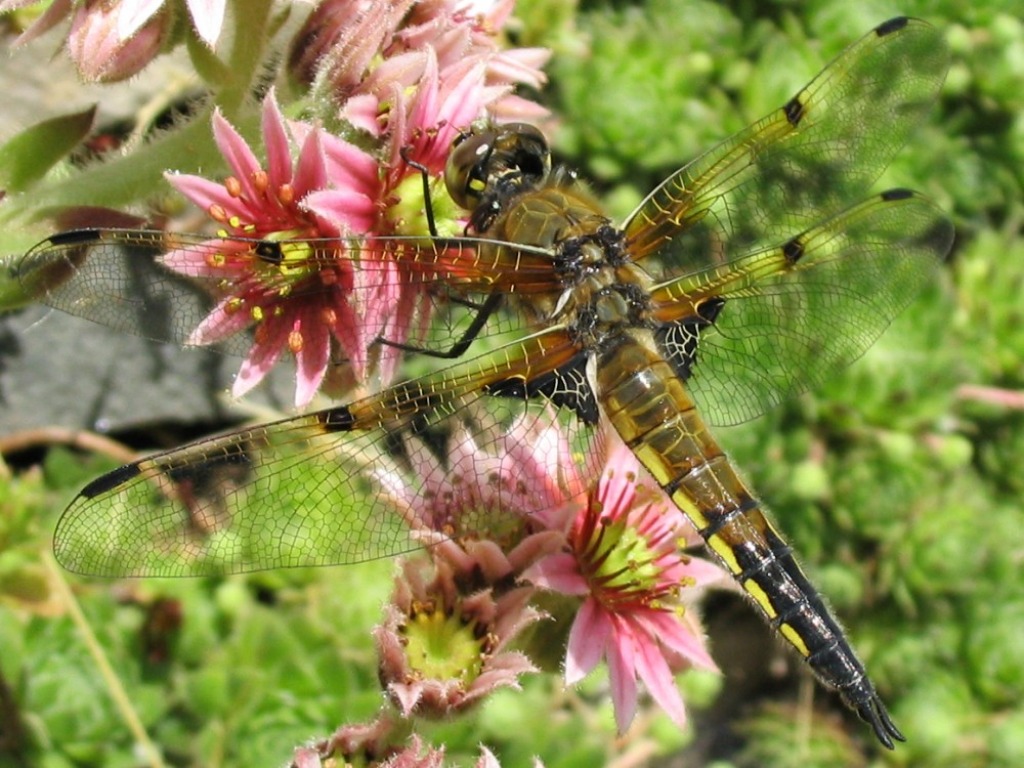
left=52, top=328, right=602, bottom=576
left=650, top=190, right=954, bottom=426
left=13, top=228, right=563, bottom=360
left=623, top=17, right=949, bottom=277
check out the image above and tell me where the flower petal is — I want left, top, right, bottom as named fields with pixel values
left=564, top=599, right=608, bottom=684
left=159, top=239, right=248, bottom=278
left=522, top=554, right=588, bottom=596
left=292, top=127, right=329, bottom=203
left=186, top=0, right=226, bottom=46
left=636, top=610, right=718, bottom=672
left=232, top=318, right=288, bottom=397
left=302, top=188, right=377, bottom=233
left=211, top=109, right=261, bottom=201
left=633, top=629, right=687, bottom=728
left=260, top=89, right=293, bottom=191
left=340, top=93, right=384, bottom=136
left=164, top=171, right=247, bottom=222
left=320, top=135, right=380, bottom=196
left=117, top=0, right=162, bottom=40
left=606, top=618, right=639, bottom=733
left=293, top=309, right=330, bottom=407
left=187, top=296, right=252, bottom=344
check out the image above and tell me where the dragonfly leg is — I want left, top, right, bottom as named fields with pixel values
left=374, top=291, right=503, bottom=359
left=399, top=146, right=440, bottom=237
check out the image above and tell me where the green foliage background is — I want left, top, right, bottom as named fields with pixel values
left=2, top=1, right=1023, bottom=766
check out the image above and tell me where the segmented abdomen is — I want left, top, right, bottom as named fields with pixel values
left=595, top=333, right=876, bottom=701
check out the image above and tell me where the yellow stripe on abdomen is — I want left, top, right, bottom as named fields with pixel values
left=597, top=333, right=870, bottom=679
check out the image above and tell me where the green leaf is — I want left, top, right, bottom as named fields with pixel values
left=0, top=107, right=96, bottom=192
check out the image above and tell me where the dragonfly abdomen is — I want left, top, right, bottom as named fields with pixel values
left=595, top=333, right=902, bottom=745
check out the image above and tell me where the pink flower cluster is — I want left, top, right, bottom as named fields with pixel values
left=297, top=418, right=724, bottom=766
left=1, top=0, right=225, bottom=80
left=159, top=2, right=548, bottom=406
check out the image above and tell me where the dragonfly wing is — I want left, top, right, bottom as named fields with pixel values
left=649, top=189, right=954, bottom=426
left=14, top=228, right=561, bottom=361
left=623, top=17, right=949, bottom=276
left=52, top=328, right=600, bottom=577
left=16, top=229, right=254, bottom=357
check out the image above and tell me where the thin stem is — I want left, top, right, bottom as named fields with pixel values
left=43, top=552, right=166, bottom=768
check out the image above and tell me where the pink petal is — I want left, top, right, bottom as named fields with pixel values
left=506, top=530, right=567, bottom=574
left=356, top=257, right=401, bottom=359
left=159, top=239, right=247, bottom=278
left=438, top=59, right=487, bottom=127
left=375, top=286, right=425, bottom=385
left=682, top=556, right=731, bottom=588
left=637, top=611, right=718, bottom=672
left=329, top=294, right=368, bottom=381
left=292, top=127, right=329, bottom=201
left=9, top=0, right=71, bottom=46
left=340, top=93, right=384, bottom=136
left=606, top=618, right=639, bottom=733
left=488, top=93, right=551, bottom=122
left=362, top=50, right=427, bottom=98
left=522, top=554, right=587, bottom=596
left=407, top=49, right=439, bottom=137
left=633, top=630, right=687, bottom=728
left=117, top=0, right=162, bottom=40
left=187, top=297, right=252, bottom=344
left=186, top=0, right=226, bottom=46
left=164, top=171, right=248, bottom=221
left=389, top=680, right=424, bottom=717
left=480, top=0, right=515, bottom=29
left=260, top=89, right=293, bottom=191
left=232, top=319, right=288, bottom=397
left=302, top=189, right=378, bottom=234
left=564, top=599, right=608, bottom=684
left=320, top=135, right=380, bottom=196
left=211, top=109, right=261, bottom=201
left=487, top=48, right=551, bottom=89
left=293, top=310, right=330, bottom=407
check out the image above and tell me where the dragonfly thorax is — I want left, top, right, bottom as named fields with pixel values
left=566, top=280, right=655, bottom=353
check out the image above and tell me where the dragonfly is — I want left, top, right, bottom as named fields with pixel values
left=16, top=16, right=952, bottom=749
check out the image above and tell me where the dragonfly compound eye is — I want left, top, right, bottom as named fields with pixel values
left=444, top=122, right=552, bottom=215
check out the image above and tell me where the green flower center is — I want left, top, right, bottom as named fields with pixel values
left=388, top=173, right=462, bottom=238
left=580, top=505, right=663, bottom=607
left=403, top=607, right=485, bottom=682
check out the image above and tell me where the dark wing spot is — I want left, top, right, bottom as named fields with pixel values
left=875, top=16, right=909, bottom=37
left=782, top=236, right=805, bottom=264
left=698, top=296, right=725, bottom=323
left=46, top=229, right=102, bottom=246
left=880, top=187, right=914, bottom=201
left=485, top=352, right=599, bottom=424
left=655, top=297, right=725, bottom=381
left=254, top=241, right=284, bottom=264
left=321, top=405, right=356, bottom=431
left=783, top=95, right=805, bottom=127
left=80, top=462, right=142, bottom=497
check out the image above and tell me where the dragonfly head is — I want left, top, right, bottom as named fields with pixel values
left=445, top=121, right=551, bottom=233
